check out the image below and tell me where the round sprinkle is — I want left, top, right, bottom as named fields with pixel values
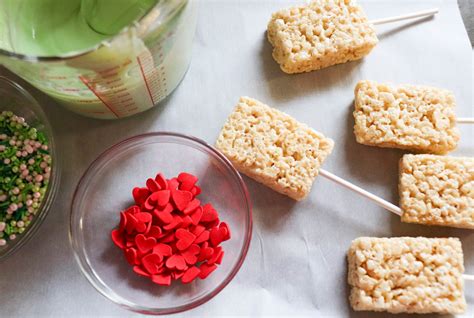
left=0, top=111, right=51, bottom=246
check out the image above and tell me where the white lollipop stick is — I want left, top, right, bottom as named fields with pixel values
left=369, top=8, right=439, bottom=25
left=319, top=169, right=474, bottom=281
left=457, top=117, right=474, bottom=124
left=319, top=169, right=402, bottom=216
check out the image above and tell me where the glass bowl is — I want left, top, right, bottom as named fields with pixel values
left=69, top=132, right=252, bottom=315
left=0, top=76, right=60, bottom=260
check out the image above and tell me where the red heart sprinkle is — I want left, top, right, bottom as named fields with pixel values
left=125, top=248, right=139, bottom=265
left=159, top=232, right=175, bottom=244
left=172, top=190, right=193, bottom=211
left=179, top=182, right=194, bottom=192
left=191, top=185, right=201, bottom=196
left=132, top=187, right=150, bottom=205
left=178, top=172, right=198, bottom=191
left=147, top=225, right=162, bottom=238
left=153, top=243, right=172, bottom=257
left=172, top=270, right=185, bottom=280
left=125, top=214, right=138, bottom=234
left=198, top=263, right=217, bottom=279
left=150, top=190, right=170, bottom=207
left=177, top=172, right=198, bottom=185
left=215, top=250, right=224, bottom=265
left=124, top=205, right=139, bottom=215
left=190, top=207, right=203, bottom=226
left=208, top=246, right=223, bottom=264
left=183, top=198, right=200, bottom=214
left=133, top=266, right=150, bottom=277
left=146, top=178, right=161, bottom=192
left=219, top=222, right=231, bottom=241
left=180, top=216, right=193, bottom=229
left=135, top=234, right=156, bottom=253
left=142, top=253, right=163, bottom=275
left=194, top=230, right=210, bottom=244
left=163, top=215, right=182, bottom=231
left=165, top=254, right=187, bottom=271
left=158, top=203, right=174, bottom=214
left=167, top=178, right=180, bottom=190
left=201, top=203, right=218, bottom=222
left=175, top=228, right=196, bottom=251
left=144, top=220, right=152, bottom=234
left=135, top=212, right=152, bottom=223
left=198, top=242, right=214, bottom=262
left=151, top=273, right=171, bottom=286
left=154, top=173, right=168, bottom=190
left=111, top=229, right=125, bottom=249
left=207, top=219, right=220, bottom=228
left=191, top=224, right=205, bottom=237
left=135, top=221, right=147, bottom=233
left=126, top=240, right=135, bottom=248
left=119, top=212, right=127, bottom=230
left=181, top=266, right=200, bottom=284
left=143, top=195, right=156, bottom=211
left=181, top=244, right=200, bottom=265
left=155, top=211, right=173, bottom=224
left=210, top=226, right=227, bottom=247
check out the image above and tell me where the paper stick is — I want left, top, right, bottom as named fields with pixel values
left=457, top=117, right=474, bottom=124
left=370, top=8, right=439, bottom=25
left=319, top=169, right=402, bottom=216
left=464, top=274, right=474, bottom=282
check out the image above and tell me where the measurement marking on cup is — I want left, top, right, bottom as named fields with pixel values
left=137, top=56, right=155, bottom=105
left=79, top=75, right=120, bottom=118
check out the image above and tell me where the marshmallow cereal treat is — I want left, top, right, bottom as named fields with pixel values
left=348, top=237, right=466, bottom=314
left=216, top=97, right=334, bottom=200
left=267, top=0, right=378, bottom=74
left=353, top=80, right=460, bottom=154
left=399, top=154, right=474, bottom=229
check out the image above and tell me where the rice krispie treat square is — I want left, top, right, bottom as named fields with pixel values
left=353, top=80, right=460, bottom=154
left=399, top=154, right=474, bottom=229
left=348, top=237, right=466, bottom=314
left=216, top=97, right=334, bottom=200
left=267, top=0, right=378, bottom=74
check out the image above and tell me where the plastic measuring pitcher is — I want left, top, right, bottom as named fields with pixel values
left=0, top=0, right=197, bottom=119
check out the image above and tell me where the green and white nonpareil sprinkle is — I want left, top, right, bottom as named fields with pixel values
left=0, top=111, right=51, bottom=246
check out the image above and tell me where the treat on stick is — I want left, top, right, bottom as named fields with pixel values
left=267, top=1, right=438, bottom=74
left=399, top=154, right=474, bottom=229
left=321, top=155, right=474, bottom=230
left=348, top=237, right=467, bottom=314
left=267, top=0, right=378, bottom=74
left=353, top=80, right=460, bottom=154
left=216, top=96, right=334, bottom=200
left=215, top=98, right=473, bottom=228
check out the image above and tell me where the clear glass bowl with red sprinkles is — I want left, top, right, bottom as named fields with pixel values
left=0, top=76, right=60, bottom=260
left=69, top=132, right=252, bottom=315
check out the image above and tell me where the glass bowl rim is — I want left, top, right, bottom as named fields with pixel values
left=0, top=76, right=61, bottom=261
left=69, top=131, right=253, bottom=315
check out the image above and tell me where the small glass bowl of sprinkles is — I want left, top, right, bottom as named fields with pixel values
left=0, top=76, right=59, bottom=260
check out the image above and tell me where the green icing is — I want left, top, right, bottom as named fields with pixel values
left=0, top=0, right=157, bottom=57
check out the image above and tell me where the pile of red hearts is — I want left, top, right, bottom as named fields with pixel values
left=111, top=172, right=231, bottom=285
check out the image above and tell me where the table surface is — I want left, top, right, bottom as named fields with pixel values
left=0, top=0, right=473, bottom=317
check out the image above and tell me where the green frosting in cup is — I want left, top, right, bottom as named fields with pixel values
left=0, top=0, right=157, bottom=57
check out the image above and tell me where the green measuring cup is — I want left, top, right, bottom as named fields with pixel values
left=0, top=0, right=197, bottom=119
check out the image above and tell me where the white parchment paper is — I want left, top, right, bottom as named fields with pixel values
left=0, top=0, right=472, bottom=317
